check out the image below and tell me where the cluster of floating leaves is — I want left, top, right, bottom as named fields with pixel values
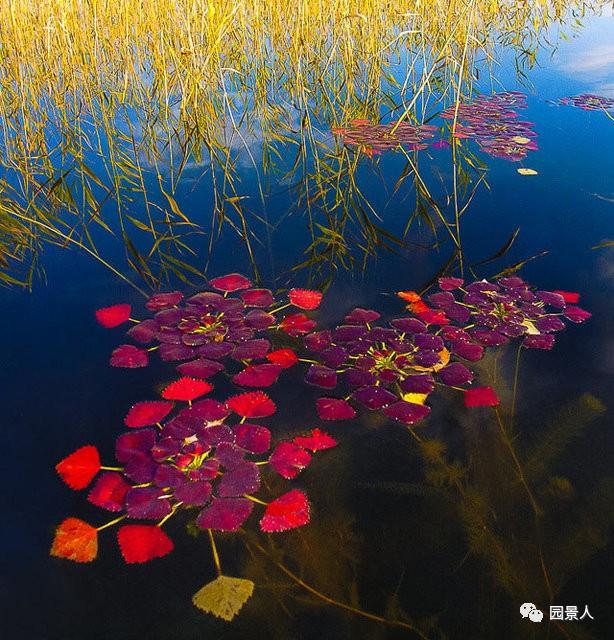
left=331, top=119, right=436, bottom=156
left=556, top=94, right=614, bottom=112
left=442, top=91, right=538, bottom=161
left=96, top=273, right=322, bottom=388
left=303, top=276, right=589, bottom=425
left=52, top=385, right=337, bottom=564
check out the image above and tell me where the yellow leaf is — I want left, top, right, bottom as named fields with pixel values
left=521, top=319, right=540, bottom=335
left=517, top=168, right=538, bottom=176
left=402, top=392, right=429, bottom=405
left=192, top=575, right=255, bottom=621
left=511, top=136, right=531, bottom=144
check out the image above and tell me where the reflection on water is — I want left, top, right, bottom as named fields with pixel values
left=0, top=1, right=613, bottom=639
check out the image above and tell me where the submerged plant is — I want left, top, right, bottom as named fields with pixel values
left=96, top=274, right=321, bottom=387
left=303, top=276, right=589, bottom=425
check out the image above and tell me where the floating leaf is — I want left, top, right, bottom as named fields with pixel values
left=125, top=487, right=172, bottom=519
left=511, top=136, right=531, bottom=144
left=563, top=306, right=591, bottom=323
left=117, top=525, right=174, bottom=563
left=266, top=348, right=299, bottom=368
left=353, top=386, right=397, bottom=409
left=232, top=423, right=271, bottom=454
left=124, top=401, right=174, bottom=428
left=209, top=273, right=252, bottom=292
left=110, top=344, right=149, bottom=368
left=232, top=364, right=282, bottom=388
left=146, top=291, right=184, bottom=311
left=293, top=429, right=338, bottom=451
left=517, top=168, right=538, bottom=175
left=304, top=364, right=338, bottom=389
left=464, top=386, right=500, bottom=407
left=161, top=377, right=213, bottom=402
left=315, top=397, right=356, bottom=420
left=279, top=313, right=316, bottom=336
left=260, top=489, right=310, bottom=532
left=177, top=358, right=225, bottom=379
left=56, top=445, right=101, bottom=490
left=384, top=401, right=431, bottom=424
left=438, top=277, right=464, bottom=291
left=192, top=575, right=255, bottom=621
left=218, top=462, right=260, bottom=497
left=226, top=392, right=276, bottom=418
left=95, top=304, right=131, bottom=328
left=50, top=518, right=98, bottom=563
left=552, top=290, right=580, bottom=304
left=269, top=442, right=311, bottom=479
left=289, top=288, right=323, bottom=310
left=87, top=472, right=130, bottom=511
left=240, top=288, right=274, bottom=307
left=196, top=497, right=253, bottom=531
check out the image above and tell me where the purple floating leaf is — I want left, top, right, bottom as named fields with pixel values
left=305, top=364, right=338, bottom=389
left=159, top=343, right=195, bottom=362
left=333, top=325, right=368, bottom=342
left=197, top=424, right=235, bottom=447
left=217, top=462, right=260, bottom=497
left=153, top=464, right=185, bottom=488
left=471, top=328, right=509, bottom=346
left=215, top=442, right=246, bottom=469
left=563, top=306, right=591, bottom=323
left=344, top=308, right=381, bottom=325
left=400, top=374, right=435, bottom=394
left=443, top=303, right=471, bottom=323
left=125, top=487, right=171, bottom=519
left=244, top=309, right=276, bottom=330
left=428, top=292, right=456, bottom=308
left=316, top=397, right=357, bottom=420
left=191, top=459, right=220, bottom=480
left=151, top=437, right=180, bottom=462
left=196, top=497, right=253, bottom=531
left=190, top=399, right=231, bottom=423
left=174, top=480, right=212, bottom=506
left=384, top=401, right=431, bottom=424
left=450, top=340, right=484, bottom=362
left=177, top=358, right=225, bottom=379
left=345, top=369, right=377, bottom=388
left=115, top=430, right=156, bottom=463
left=536, top=291, right=566, bottom=308
left=320, top=346, right=349, bottom=368
left=413, top=350, right=442, bottom=368
left=127, top=319, right=159, bottom=344
left=188, top=291, right=224, bottom=307
left=304, top=330, right=333, bottom=352
left=232, top=423, right=271, bottom=454
left=499, top=322, right=527, bottom=338
left=232, top=339, right=271, bottom=361
left=155, top=309, right=184, bottom=327
left=414, top=334, right=444, bottom=351
left=353, top=386, right=397, bottom=409
left=197, top=342, right=234, bottom=360
left=523, top=334, right=555, bottom=350
left=535, top=316, right=566, bottom=333
left=123, top=453, right=157, bottom=484
left=390, top=318, right=427, bottom=333
left=438, top=363, right=474, bottom=386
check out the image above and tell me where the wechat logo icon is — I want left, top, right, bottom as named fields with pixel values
left=520, top=603, right=543, bottom=622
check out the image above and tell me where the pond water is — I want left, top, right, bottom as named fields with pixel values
left=1, top=4, right=614, bottom=640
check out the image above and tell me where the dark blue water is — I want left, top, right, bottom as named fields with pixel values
left=1, top=13, right=614, bottom=640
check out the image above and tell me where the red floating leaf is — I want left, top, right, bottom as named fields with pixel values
left=260, top=490, right=310, bottom=533
left=266, top=348, right=299, bottom=368
left=289, top=288, right=323, bottom=310
left=553, top=290, right=580, bottom=304
left=293, top=428, right=338, bottom=451
left=279, top=313, right=316, bottom=336
left=415, top=308, right=450, bottom=325
left=563, top=306, right=591, bottom=323
left=464, top=386, right=500, bottom=408
left=177, top=358, right=225, bottom=379
left=226, top=391, right=276, bottom=418
left=124, top=401, right=174, bottom=428
left=56, top=445, right=101, bottom=490
left=161, top=377, right=213, bottom=402
left=87, top=472, right=130, bottom=511
left=232, top=364, right=282, bottom=388
left=117, top=525, right=174, bottom=563
left=315, top=397, right=356, bottom=420
left=145, top=291, right=184, bottom=311
left=95, top=304, right=131, bottom=328
left=240, top=288, right=274, bottom=307
left=209, top=273, right=252, bottom=292
left=438, top=277, right=464, bottom=291
left=50, top=518, right=98, bottom=563
left=110, top=344, right=149, bottom=368
left=269, top=442, right=311, bottom=479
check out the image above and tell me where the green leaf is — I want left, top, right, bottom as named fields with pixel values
left=192, top=575, right=255, bottom=621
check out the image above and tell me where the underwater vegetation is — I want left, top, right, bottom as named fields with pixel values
left=51, top=272, right=592, bottom=628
